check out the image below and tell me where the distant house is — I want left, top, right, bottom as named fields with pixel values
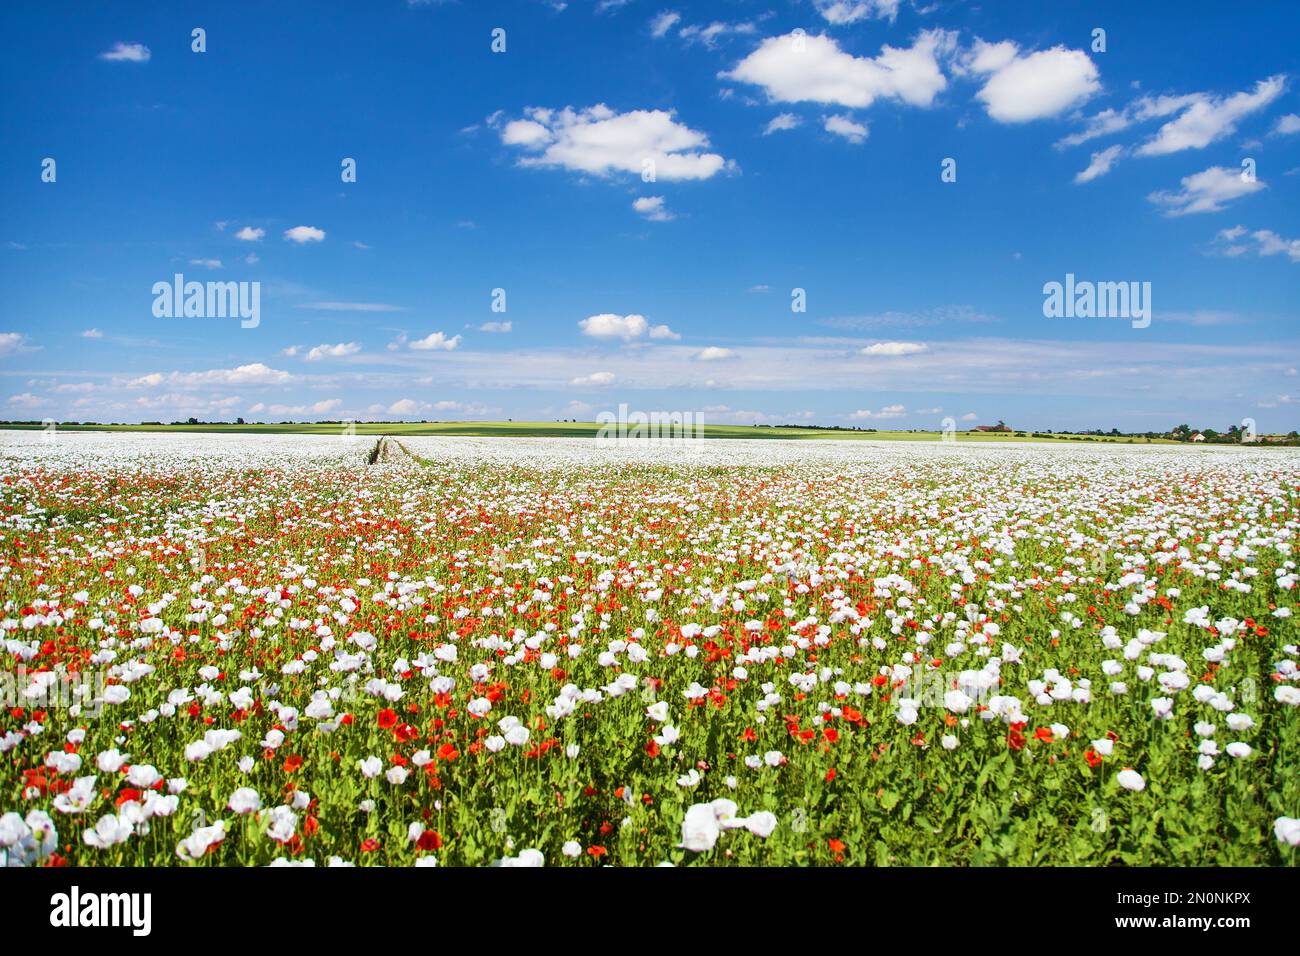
left=1190, top=432, right=1206, bottom=442
left=973, top=420, right=1012, bottom=433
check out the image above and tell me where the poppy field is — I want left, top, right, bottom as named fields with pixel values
left=2, top=431, right=1299, bottom=867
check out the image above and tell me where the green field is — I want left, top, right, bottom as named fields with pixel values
left=0, top=420, right=1185, bottom=443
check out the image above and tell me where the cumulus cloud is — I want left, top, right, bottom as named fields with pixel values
left=1216, top=224, right=1300, bottom=262
left=81, top=328, right=104, bottom=339
left=1074, top=144, right=1124, bottom=183
left=694, top=346, right=736, bottom=361
left=649, top=324, right=680, bottom=340
left=127, top=363, right=293, bottom=388
left=850, top=403, right=907, bottom=419
left=409, top=331, right=462, bottom=351
left=679, top=21, right=758, bottom=49
left=1275, top=113, right=1300, bottom=136
left=633, top=196, right=674, bottom=221
left=478, top=320, right=512, bottom=332
left=304, top=342, right=361, bottom=361
left=497, top=105, right=731, bottom=181
left=1252, top=228, right=1300, bottom=262
left=824, top=114, right=868, bottom=143
left=0, top=332, right=30, bottom=357
left=722, top=29, right=955, bottom=110
left=962, top=39, right=1099, bottom=123
left=387, top=398, right=429, bottom=416
left=283, top=225, right=326, bottom=243
left=99, top=42, right=150, bottom=63
left=235, top=227, right=265, bottom=241
left=1137, top=76, right=1285, bottom=156
left=247, top=398, right=343, bottom=417
left=861, top=341, right=928, bottom=356
left=649, top=11, right=681, bottom=38
left=571, top=371, right=616, bottom=386
left=579, top=313, right=649, bottom=339
left=1148, top=165, right=1265, bottom=216
left=816, top=1, right=902, bottom=24
left=763, top=112, right=802, bottom=135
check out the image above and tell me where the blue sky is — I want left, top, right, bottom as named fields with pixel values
left=1, top=0, right=1298, bottom=432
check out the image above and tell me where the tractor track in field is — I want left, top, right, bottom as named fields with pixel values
left=367, top=436, right=431, bottom=468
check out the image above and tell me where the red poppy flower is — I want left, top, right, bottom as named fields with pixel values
left=377, top=708, right=398, bottom=729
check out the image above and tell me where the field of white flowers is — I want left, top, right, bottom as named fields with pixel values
left=2, top=430, right=1298, bottom=866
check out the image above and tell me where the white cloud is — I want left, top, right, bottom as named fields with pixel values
left=283, top=225, right=326, bottom=243
left=1251, top=228, right=1300, bottom=262
left=387, top=398, right=429, bottom=416
left=99, top=42, right=150, bottom=63
left=497, top=105, right=731, bottom=181
left=235, top=226, right=265, bottom=241
left=579, top=313, right=649, bottom=340
left=1212, top=224, right=1300, bottom=262
left=649, top=11, right=681, bottom=38
left=722, top=29, right=955, bottom=110
left=633, top=196, right=674, bottom=221
left=964, top=39, right=1100, bottom=123
left=409, top=331, right=462, bottom=351
left=0, top=332, right=29, bottom=356
left=861, top=341, right=928, bottom=356
left=478, top=320, right=512, bottom=332
left=1074, top=144, right=1124, bottom=183
left=1148, top=165, right=1265, bottom=216
left=304, top=342, right=362, bottom=361
left=960, top=412, right=979, bottom=422
left=1137, top=76, right=1285, bottom=156
left=850, top=403, right=907, bottom=419
left=189, top=258, right=222, bottom=269
left=649, top=324, right=680, bottom=340
left=81, top=328, right=104, bottom=339
left=815, top=1, right=902, bottom=24
left=571, top=371, right=616, bottom=386
left=694, top=346, right=736, bottom=361
left=763, top=112, right=802, bottom=135
left=679, top=21, right=758, bottom=49
left=1056, top=94, right=1200, bottom=149
left=127, top=363, right=293, bottom=388
left=824, top=114, right=868, bottom=143
left=311, top=399, right=342, bottom=414
left=1275, top=114, right=1300, bottom=136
